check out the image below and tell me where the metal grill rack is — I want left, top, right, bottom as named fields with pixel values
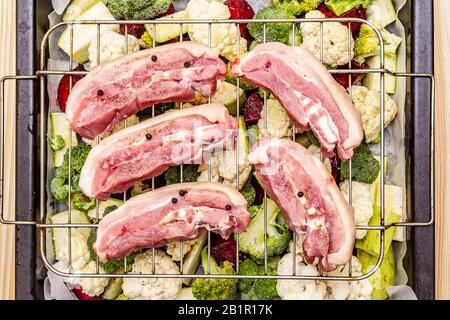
left=0, top=17, right=434, bottom=282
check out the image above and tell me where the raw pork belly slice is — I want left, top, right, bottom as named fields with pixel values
left=231, top=42, right=363, bottom=160
left=248, top=138, right=355, bottom=271
left=94, top=182, right=250, bottom=261
left=79, top=104, right=237, bottom=200
left=66, top=41, right=226, bottom=139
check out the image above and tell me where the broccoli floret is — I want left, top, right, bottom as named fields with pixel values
left=340, top=143, right=380, bottom=183
left=104, top=205, right=119, bottom=215
left=248, top=6, right=300, bottom=45
left=72, top=193, right=95, bottom=212
left=87, top=228, right=137, bottom=274
left=50, top=176, right=69, bottom=202
left=192, top=247, right=238, bottom=300
left=325, top=0, right=373, bottom=16
left=136, top=103, right=175, bottom=118
left=240, top=183, right=256, bottom=206
left=50, top=135, right=65, bottom=151
left=225, top=63, right=257, bottom=91
left=238, top=198, right=291, bottom=260
left=306, top=131, right=320, bottom=147
left=238, top=258, right=280, bottom=300
left=51, top=144, right=91, bottom=202
left=107, top=0, right=172, bottom=20
left=164, top=164, right=199, bottom=185
left=268, top=0, right=321, bottom=16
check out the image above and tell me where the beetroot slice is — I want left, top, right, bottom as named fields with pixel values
left=57, top=65, right=86, bottom=112
left=224, top=0, right=255, bottom=41
left=244, top=92, right=263, bottom=124
left=318, top=4, right=366, bottom=37
left=211, top=235, right=240, bottom=265
left=73, top=287, right=103, bottom=300
left=119, top=24, right=146, bottom=38
left=333, top=60, right=368, bottom=89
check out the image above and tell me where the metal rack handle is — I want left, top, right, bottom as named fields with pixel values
left=0, top=75, right=38, bottom=225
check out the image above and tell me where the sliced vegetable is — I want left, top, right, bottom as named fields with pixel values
left=244, top=92, right=263, bottom=124
left=62, top=0, right=98, bottom=21
left=325, top=0, right=373, bottom=16
left=87, top=197, right=123, bottom=220
left=363, top=54, right=398, bottom=94
left=318, top=3, right=367, bottom=36
left=50, top=113, right=78, bottom=168
left=57, top=65, right=86, bottom=112
left=366, top=0, right=397, bottom=28
left=224, top=0, right=255, bottom=41
left=58, top=1, right=118, bottom=64
left=357, top=245, right=395, bottom=300
left=181, top=230, right=208, bottom=286
left=102, top=278, right=124, bottom=300
left=144, top=10, right=189, bottom=44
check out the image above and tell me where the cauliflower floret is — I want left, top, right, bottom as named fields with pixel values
left=57, top=233, right=91, bottom=271
left=197, top=151, right=252, bottom=189
left=100, top=114, right=139, bottom=139
left=258, top=98, right=292, bottom=139
left=78, top=261, right=110, bottom=297
left=166, top=239, right=198, bottom=261
left=186, top=0, right=247, bottom=61
left=307, top=144, right=332, bottom=173
left=277, top=252, right=327, bottom=300
left=88, top=30, right=140, bottom=67
left=325, top=256, right=372, bottom=300
left=340, top=179, right=374, bottom=239
left=122, top=250, right=182, bottom=300
left=351, top=85, right=398, bottom=143
left=301, top=10, right=354, bottom=67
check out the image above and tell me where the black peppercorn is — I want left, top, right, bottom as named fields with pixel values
left=179, top=190, right=187, bottom=197
left=297, top=191, right=304, bottom=197
left=145, top=133, right=152, bottom=140
left=184, top=61, right=190, bottom=68
left=225, top=205, right=232, bottom=211
left=151, top=55, right=158, bottom=62
left=171, top=198, right=178, bottom=204
left=97, top=89, right=104, bottom=96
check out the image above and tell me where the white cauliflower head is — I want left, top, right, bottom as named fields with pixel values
left=166, top=239, right=198, bottom=261
left=301, top=10, right=354, bottom=67
left=186, top=0, right=247, bottom=60
left=88, top=30, right=140, bottom=67
left=258, top=98, right=292, bottom=139
left=325, top=256, right=373, bottom=300
left=277, top=252, right=327, bottom=300
left=57, top=233, right=91, bottom=271
left=351, top=86, right=398, bottom=143
left=340, top=180, right=374, bottom=239
left=78, top=261, right=110, bottom=297
left=122, top=250, right=182, bottom=300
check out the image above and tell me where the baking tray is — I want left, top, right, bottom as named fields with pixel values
left=11, top=0, right=434, bottom=299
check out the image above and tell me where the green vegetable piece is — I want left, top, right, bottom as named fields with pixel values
left=107, top=0, right=172, bottom=20
left=306, top=131, right=320, bottom=147
left=50, top=135, right=65, bottom=151
left=340, top=143, right=380, bottom=184
left=268, top=0, right=321, bottom=16
left=116, top=293, right=129, bottom=300
left=72, top=193, right=96, bottom=212
left=225, top=63, right=257, bottom=91
left=356, top=184, right=402, bottom=257
left=192, top=247, right=238, bottom=300
left=87, top=228, right=138, bottom=274
left=238, top=258, right=280, bottom=300
left=357, top=245, right=395, bottom=300
left=51, top=176, right=69, bottom=202
left=240, top=182, right=257, bottom=206
left=325, top=0, right=373, bottom=16
left=164, top=164, right=200, bottom=185
left=104, top=205, right=119, bottom=215
left=103, top=277, right=124, bottom=300
left=248, top=6, right=298, bottom=45
left=237, top=198, right=291, bottom=260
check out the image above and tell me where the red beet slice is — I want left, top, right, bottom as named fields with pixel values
left=244, top=92, right=263, bottom=124
left=211, top=235, right=240, bottom=265
left=57, top=65, right=86, bottom=112
left=73, top=286, right=103, bottom=300
left=224, top=0, right=255, bottom=41
left=333, top=60, right=368, bottom=89
left=318, top=4, right=366, bottom=37
left=119, top=24, right=146, bottom=38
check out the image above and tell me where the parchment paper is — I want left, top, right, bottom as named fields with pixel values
left=44, top=0, right=415, bottom=300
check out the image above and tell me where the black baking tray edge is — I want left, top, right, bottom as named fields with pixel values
left=14, top=0, right=435, bottom=299
left=410, top=0, right=434, bottom=300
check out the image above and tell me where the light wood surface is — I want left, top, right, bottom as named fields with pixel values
left=434, top=0, right=450, bottom=300
left=0, top=0, right=16, bottom=300
left=0, top=0, right=449, bottom=300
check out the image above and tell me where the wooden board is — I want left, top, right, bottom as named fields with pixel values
left=0, top=0, right=16, bottom=300
left=434, top=0, right=450, bottom=300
